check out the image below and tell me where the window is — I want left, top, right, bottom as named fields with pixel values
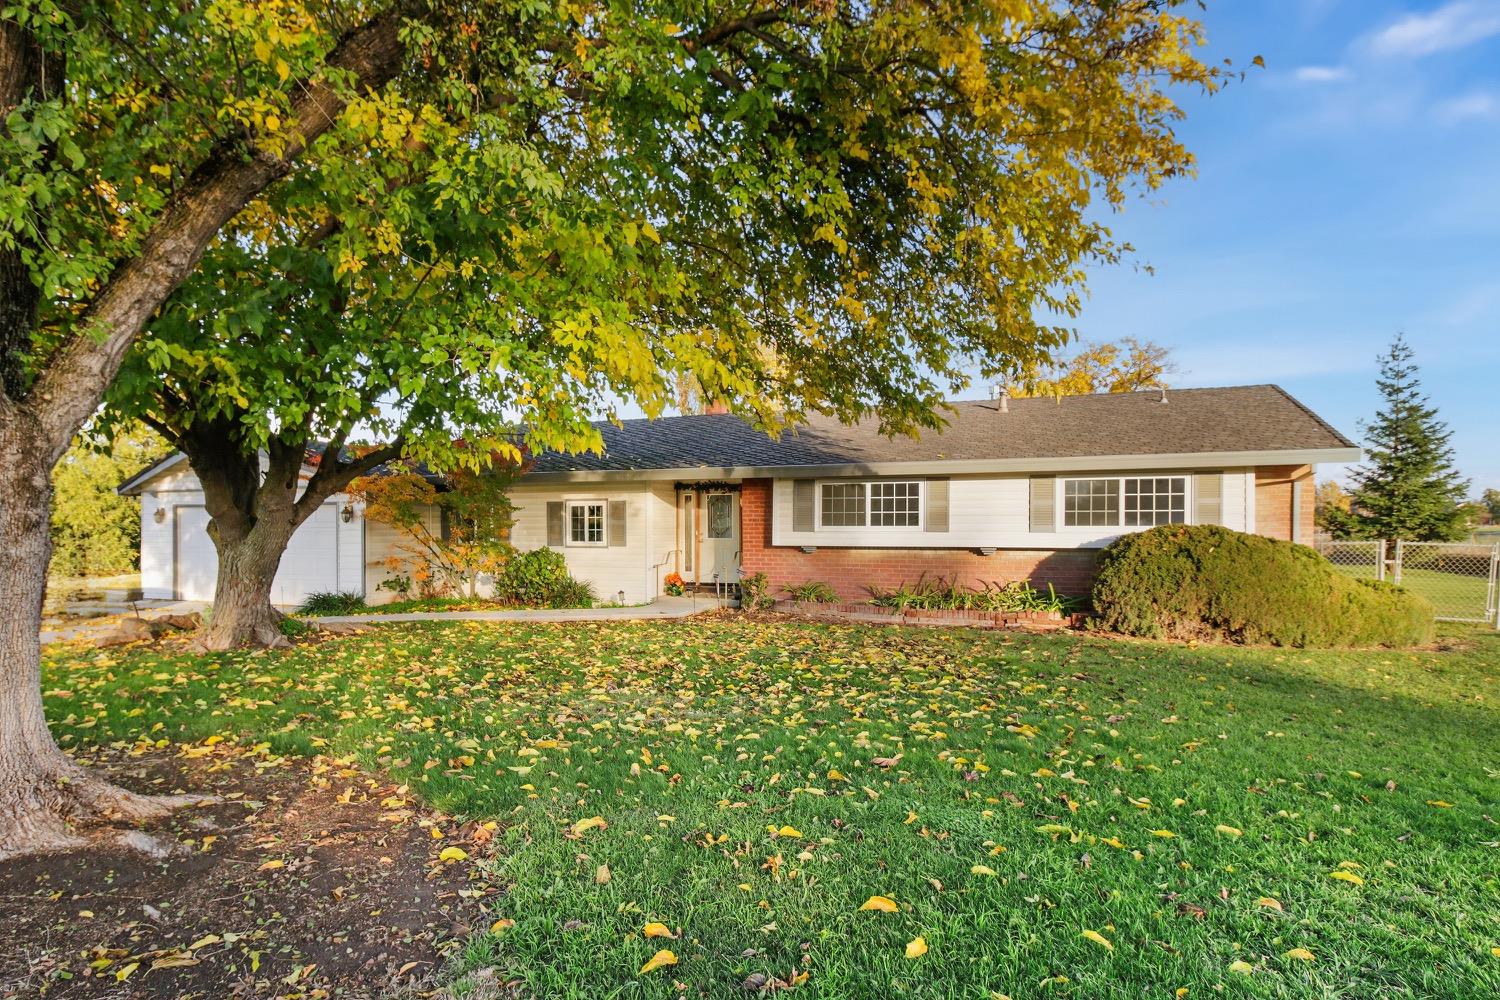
left=567, top=501, right=606, bottom=545
left=1062, top=476, right=1186, bottom=528
left=706, top=494, right=735, bottom=539
left=820, top=483, right=868, bottom=527
left=1063, top=479, right=1120, bottom=527
left=819, top=480, right=921, bottom=528
left=1124, top=477, right=1186, bottom=526
left=870, top=481, right=920, bottom=526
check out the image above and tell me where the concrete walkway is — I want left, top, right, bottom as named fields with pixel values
left=311, top=594, right=729, bottom=626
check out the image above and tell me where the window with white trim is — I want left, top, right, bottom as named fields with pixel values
left=1063, top=476, right=1186, bottom=528
left=567, top=501, right=606, bottom=545
left=820, top=481, right=921, bottom=528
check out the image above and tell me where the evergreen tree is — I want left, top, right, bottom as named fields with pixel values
left=1339, top=335, right=1468, bottom=542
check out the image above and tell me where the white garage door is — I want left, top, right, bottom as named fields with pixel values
left=174, top=504, right=346, bottom=606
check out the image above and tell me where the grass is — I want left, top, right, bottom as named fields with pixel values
left=1327, top=563, right=1493, bottom=621
left=42, top=619, right=1500, bottom=998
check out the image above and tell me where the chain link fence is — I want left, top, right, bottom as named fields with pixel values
left=1318, top=540, right=1499, bottom=624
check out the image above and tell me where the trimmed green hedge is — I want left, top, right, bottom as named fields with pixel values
left=1092, top=525, right=1434, bottom=648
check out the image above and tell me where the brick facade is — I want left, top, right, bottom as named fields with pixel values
left=1254, top=465, right=1316, bottom=543
left=738, top=478, right=1100, bottom=602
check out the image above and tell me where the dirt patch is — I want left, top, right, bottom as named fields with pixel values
left=1, top=744, right=501, bottom=998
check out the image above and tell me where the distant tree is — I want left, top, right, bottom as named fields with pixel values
left=1335, top=336, right=1468, bottom=543
left=1314, top=479, right=1352, bottom=536
left=49, top=425, right=165, bottom=581
left=1011, top=337, right=1176, bottom=397
left=1482, top=488, right=1500, bottom=523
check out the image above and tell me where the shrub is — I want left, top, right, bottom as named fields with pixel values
left=296, top=591, right=368, bottom=616
left=783, top=581, right=841, bottom=603
left=738, top=571, right=773, bottom=610
left=492, top=548, right=595, bottom=609
left=866, top=576, right=1080, bottom=615
left=1092, top=525, right=1434, bottom=648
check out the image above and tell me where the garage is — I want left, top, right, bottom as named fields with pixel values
left=171, top=503, right=352, bottom=605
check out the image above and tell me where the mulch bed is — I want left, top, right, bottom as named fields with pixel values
left=1, top=743, right=501, bottom=999
left=768, top=599, right=1086, bottom=630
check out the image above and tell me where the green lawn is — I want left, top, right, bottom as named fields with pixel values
left=43, top=620, right=1500, bottom=998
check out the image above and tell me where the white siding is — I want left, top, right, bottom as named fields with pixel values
left=362, top=504, right=441, bottom=603
left=770, top=469, right=1254, bottom=550
left=508, top=483, right=670, bottom=604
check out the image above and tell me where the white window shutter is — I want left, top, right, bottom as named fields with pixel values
left=1029, top=477, right=1056, bottom=532
left=924, top=479, right=949, bottom=532
left=1193, top=473, right=1223, bottom=525
left=546, top=502, right=564, bottom=546
left=792, top=480, right=815, bottom=532
left=609, top=500, right=627, bottom=546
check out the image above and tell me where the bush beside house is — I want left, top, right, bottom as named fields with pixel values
left=1092, top=525, right=1433, bottom=648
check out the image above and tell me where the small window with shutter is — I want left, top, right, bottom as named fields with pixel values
left=565, top=501, right=607, bottom=546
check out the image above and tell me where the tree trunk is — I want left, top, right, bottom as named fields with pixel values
left=0, top=418, right=207, bottom=860
left=196, top=515, right=300, bottom=651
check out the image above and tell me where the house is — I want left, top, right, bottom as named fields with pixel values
left=120, top=385, right=1359, bottom=606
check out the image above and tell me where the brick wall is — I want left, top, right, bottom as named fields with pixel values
left=1254, top=465, right=1315, bottom=543
left=738, top=479, right=1099, bottom=602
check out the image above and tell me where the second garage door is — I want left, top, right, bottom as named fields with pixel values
left=173, top=503, right=349, bottom=605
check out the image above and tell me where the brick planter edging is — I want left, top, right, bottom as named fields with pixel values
left=770, top=600, right=1086, bottom=630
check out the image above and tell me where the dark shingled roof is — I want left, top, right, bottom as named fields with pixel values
left=526, top=385, right=1356, bottom=474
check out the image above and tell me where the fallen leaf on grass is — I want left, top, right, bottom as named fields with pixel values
left=1081, top=929, right=1113, bottom=951
left=572, top=816, right=607, bottom=836
left=1329, top=870, right=1364, bottom=886
left=1256, top=897, right=1283, bottom=912
left=905, top=937, right=928, bottom=959
left=1229, top=960, right=1254, bottom=974
left=1284, top=948, right=1315, bottom=962
left=859, top=895, right=898, bottom=912
left=639, top=949, right=677, bottom=974
left=643, top=922, right=676, bottom=939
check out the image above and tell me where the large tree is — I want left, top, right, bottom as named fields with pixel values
left=2, top=0, right=1223, bottom=856
left=1326, top=335, right=1469, bottom=543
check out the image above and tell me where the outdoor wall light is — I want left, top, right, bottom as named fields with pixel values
left=153, top=506, right=167, bottom=524
left=341, top=506, right=354, bottom=523
left=617, top=590, right=626, bottom=605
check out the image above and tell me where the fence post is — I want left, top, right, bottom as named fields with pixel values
left=1377, top=540, right=1386, bottom=583
left=1393, top=539, right=1402, bottom=586
left=1490, top=543, right=1499, bottom=630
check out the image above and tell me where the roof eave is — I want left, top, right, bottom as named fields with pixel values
left=517, top=447, right=1363, bottom=485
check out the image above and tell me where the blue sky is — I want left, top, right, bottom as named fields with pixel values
left=1055, top=0, right=1500, bottom=489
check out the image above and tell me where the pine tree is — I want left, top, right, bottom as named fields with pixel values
left=1340, top=335, right=1469, bottom=542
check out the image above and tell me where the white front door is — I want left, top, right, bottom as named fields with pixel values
left=703, top=492, right=739, bottom=585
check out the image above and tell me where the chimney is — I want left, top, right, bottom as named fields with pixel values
left=703, top=401, right=730, bottom=415
left=989, top=383, right=1009, bottom=413
left=1158, top=387, right=1168, bottom=404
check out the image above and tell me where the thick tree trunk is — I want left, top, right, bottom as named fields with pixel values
left=197, top=516, right=300, bottom=651
left=0, top=417, right=205, bottom=860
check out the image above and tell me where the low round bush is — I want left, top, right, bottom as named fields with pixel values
left=492, top=547, right=595, bottom=608
left=1092, top=525, right=1434, bottom=648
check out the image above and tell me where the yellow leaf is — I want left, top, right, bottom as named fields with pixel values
left=439, top=846, right=468, bottom=862
left=1081, top=929, right=1113, bottom=951
left=572, top=816, right=607, bottom=836
left=1283, top=948, right=1315, bottom=962
left=1150, top=829, right=1175, bottom=838
left=970, top=865, right=997, bottom=877
left=775, top=825, right=803, bottom=838
left=1229, top=960, right=1254, bottom=974
left=860, top=895, right=899, bottom=913
left=1256, top=897, right=1283, bottom=912
left=643, top=922, right=676, bottom=939
left=905, top=936, right=928, bottom=959
left=1215, top=824, right=1242, bottom=838
left=595, top=864, right=611, bottom=884
left=1427, top=800, right=1454, bottom=808
left=116, top=962, right=139, bottom=982
left=257, top=859, right=284, bottom=872
left=639, top=949, right=678, bottom=974
left=827, top=768, right=847, bottom=782
left=1328, top=870, right=1364, bottom=886
left=187, top=934, right=221, bottom=951
left=430, top=827, right=445, bottom=839
left=490, top=919, right=514, bottom=934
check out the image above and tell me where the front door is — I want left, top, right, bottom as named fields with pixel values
left=703, top=492, right=739, bottom=586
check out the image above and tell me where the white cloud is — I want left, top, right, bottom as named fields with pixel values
left=1294, top=65, right=1349, bottom=83
left=1434, top=90, right=1500, bottom=122
left=1365, top=1, right=1500, bottom=58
